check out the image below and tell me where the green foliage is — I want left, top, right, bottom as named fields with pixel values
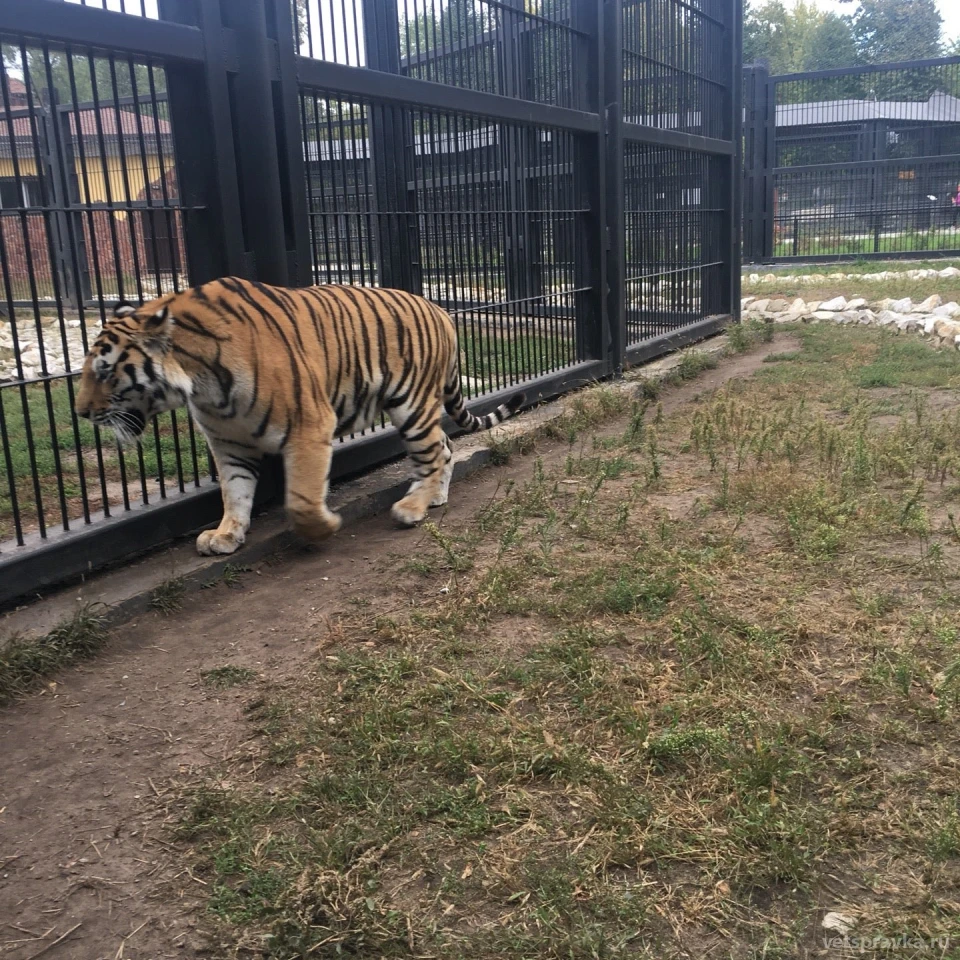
left=853, top=0, right=943, bottom=68
left=0, top=606, right=109, bottom=705
left=3, top=45, right=166, bottom=109
left=744, top=0, right=858, bottom=74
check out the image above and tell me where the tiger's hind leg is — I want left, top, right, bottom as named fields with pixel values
left=284, top=409, right=342, bottom=543
left=389, top=401, right=452, bottom=526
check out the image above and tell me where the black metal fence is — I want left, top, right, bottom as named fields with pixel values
left=0, top=0, right=741, bottom=607
left=743, top=56, right=960, bottom=263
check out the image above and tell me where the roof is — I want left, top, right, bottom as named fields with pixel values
left=777, top=91, right=960, bottom=127
left=3, top=106, right=171, bottom=140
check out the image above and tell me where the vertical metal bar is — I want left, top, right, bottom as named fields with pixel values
left=362, top=0, right=418, bottom=293
left=603, top=0, right=625, bottom=372
left=727, top=0, right=742, bottom=320
left=220, top=0, right=289, bottom=285
left=762, top=74, right=776, bottom=261
left=269, top=0, right=313, bottom=287
left=571, top=0, right=607, bottom=368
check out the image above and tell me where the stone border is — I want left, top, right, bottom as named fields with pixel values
left=744, top=293, right=960, bottom=348
left=745, top=266, right=960, bottom=286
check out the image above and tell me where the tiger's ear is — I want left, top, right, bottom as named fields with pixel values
left=141, top=304, right=173, bottom=341
left=113, top=300, right=137, bottom=319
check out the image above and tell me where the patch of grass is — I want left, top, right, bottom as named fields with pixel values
left=171, top=323, right=960, bottom=958
left=0, top=379, right=211, bottom=541
left=201, top=665, right=258, bottom=689
left=0, top=605, right=110, bottom=705
left=149, top=576, right=187, bottom=615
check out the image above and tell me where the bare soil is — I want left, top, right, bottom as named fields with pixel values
left=0, top=340, right=797, bottom=960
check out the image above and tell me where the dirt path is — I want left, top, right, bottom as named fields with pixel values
left=0, top=341, right=789, bottom=959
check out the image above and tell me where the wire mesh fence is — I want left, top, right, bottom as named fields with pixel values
left=0, top=0, right=740, bottom=606
left=743, top=57, right=960, bottom=262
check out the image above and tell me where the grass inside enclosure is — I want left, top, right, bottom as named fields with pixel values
left=0, top=381, right=211, bottom=540
left=742, top=257, right=960, bottom=305
left=0, top=329, right=571, bottom=539
left=173, top=324, right=960, bottom=958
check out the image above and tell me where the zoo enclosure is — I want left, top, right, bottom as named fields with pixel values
left=743, top=56, right=960, bottom=263
left=0, top=0, right=741, bottom=607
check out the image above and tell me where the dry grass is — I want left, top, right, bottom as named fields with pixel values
left=742, top=257, right=960, bottom=305
left=169, top=324, right=960, bottom=959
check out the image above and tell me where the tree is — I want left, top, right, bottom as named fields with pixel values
left=744, top=0, right=858, bottom=75
left=3, top=45, right=164, bottom=111
left=852, top=0, right=942, bottom=65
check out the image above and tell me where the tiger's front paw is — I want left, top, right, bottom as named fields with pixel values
left=197, top=528, right=244, bottom=556
left=290, top=507, right=342, bottom=542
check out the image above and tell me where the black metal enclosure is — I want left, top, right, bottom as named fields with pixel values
left=743, top=57, right=960, bottom=264
left=0, top=0, right=741, bottom=608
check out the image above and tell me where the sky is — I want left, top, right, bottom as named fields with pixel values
left=786, top=0, right=960, bottom=45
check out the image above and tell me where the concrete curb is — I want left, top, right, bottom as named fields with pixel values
left=0, top=333, right=730, bottom=646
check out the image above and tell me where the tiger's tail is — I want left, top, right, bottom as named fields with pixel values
left=443, top=364, right=525, bottom=433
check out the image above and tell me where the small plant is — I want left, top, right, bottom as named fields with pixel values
left=0, top=606, right=110, bottom=705
left=150, top=576, right=187, bottom=614
left=201, top=665, right=258, bottom=689
left=423, top=521, right=473, bottom=575
left=727, top=322, right=751, bottom=354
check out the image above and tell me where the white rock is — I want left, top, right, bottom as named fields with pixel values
left=767, top=299, right=789, bottom=313
left=748, top=273, right=760, bottom=284
left=812, top=311, right=838, bottom=321
left=896, top=317, right=921, bottom=333
left=933, top=302, right=960, bottom=318
left=835, top=311, right=860, bottom=324
left=923, top=316, right=938, bottom=335
left=789, top=298, right=807, bottom=313
left=18, top=348, right=40, bottom=366
left=857, top=310, right=876, bottom=325
left=762, top=273, right=777, bottom=283
left=934, top=319, right=960, bottom=340
left=906, top=270, right=922, bottom=280
left=876, top=310, right=902, bottom=326
left=915, top=294, right=943, bottom=313
left=822, top=913, right=856, bottom=936
left=748, top=299, right=770, bottom=313
left=67, top=319, right=81, bottom=328
left=819, top=296, right=847, bottom=311
left=806, top=300, right=821, bottom=312
left=846, top=297, right=867, bottom=311
left=890, top=298, right=913, bottom=313
left=741, top=297, right=755, bottom=308
left=938, top=266, right=960, bottom=278
left=872, top=298, right=894, bottom=312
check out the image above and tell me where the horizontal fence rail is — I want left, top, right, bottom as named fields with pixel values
left=743, top=56, right=960, bottom=263
left=0, top=0, right=741, bottom=608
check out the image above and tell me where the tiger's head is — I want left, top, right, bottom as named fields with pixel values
left=75, top=297, right=186, bottom=445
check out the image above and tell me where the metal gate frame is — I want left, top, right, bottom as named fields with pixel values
left=0, top=0, right=741, bottom=608
left=744, top=57, right=960, bottom=264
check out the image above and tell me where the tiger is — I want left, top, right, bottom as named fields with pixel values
left=75, top=277, right=524, bottom=556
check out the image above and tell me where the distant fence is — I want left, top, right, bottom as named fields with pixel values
left=0, top=0, right=741, bottom=608
left=743, top=56, right=960, bottom=263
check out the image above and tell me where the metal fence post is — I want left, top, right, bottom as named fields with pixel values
left=727, top=0, right=743, bottom=320
left=270, top=0, right=313, bottom=288
left=603, top=0, right=625, bottom=372
left=157, top=0, right=247, bottom=282
left=571, top=0, right=609, bottom=369
left=362, top=0, right=419, bottom=294
left=217, top=0, right=291, bottom=286
left=743, top=63, right=773, bottom=264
